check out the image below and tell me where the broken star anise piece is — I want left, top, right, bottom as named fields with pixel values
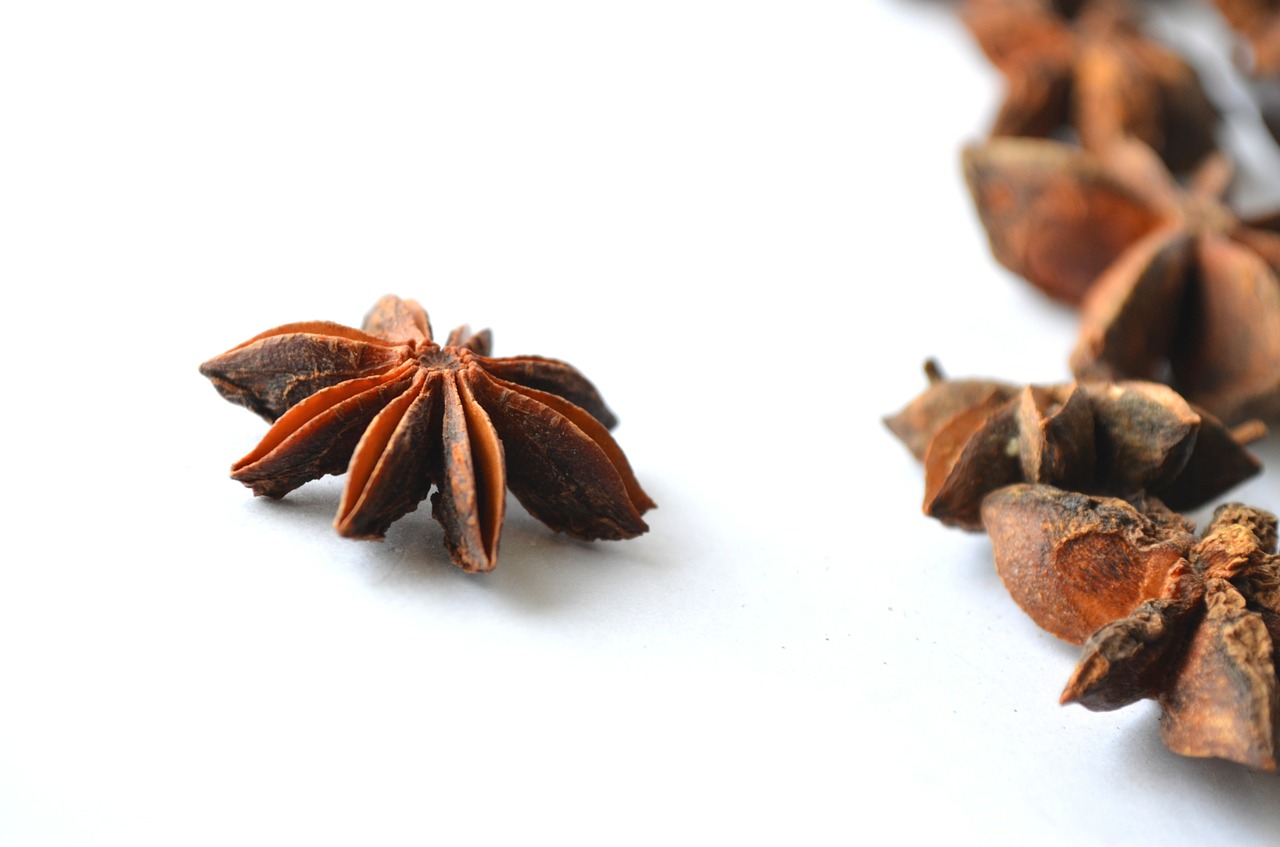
left=884, top=361, right=1264, bottom=530
left=962, top=0, right=1220, bottom=173
left=965, top=137, right=1280, bottom=424
left=983, top=485, right=1280, bottom=770
left=200, top=295, right=655, bottom=572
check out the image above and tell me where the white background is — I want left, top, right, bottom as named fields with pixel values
left=2, top=1, right=1279, bottom=844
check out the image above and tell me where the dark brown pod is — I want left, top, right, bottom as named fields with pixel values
left=885, top=364, right=1265, bottom=531
left=964, top=137, right=1280, bottom=424
left=962, top=0, right=1221, bottom=174
left=986, top=486, right=1280, bottom=770
left=203, top=295, right=654, bottom=572
left=982, top=484, right=1194, bottom=643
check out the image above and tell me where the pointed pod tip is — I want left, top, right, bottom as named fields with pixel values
left=1231, top=419, right=1268, bottom=446
left=333, top=514, right=388, bottom=541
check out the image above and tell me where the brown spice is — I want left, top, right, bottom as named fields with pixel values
left=885, top=361, right=1264, bottom=530
left=200, top=295, right=654, bottom=572
left=1211, top=0, right=1280, bottom=75
left=983, top=485, right=1280, bottom=770
left=962, top=0, right=1219, bottom=173
left=965, top=138, right=1280, bottom=424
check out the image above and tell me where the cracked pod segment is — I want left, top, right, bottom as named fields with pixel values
left=884, top=361, right=1264, bottom=531
left=201, top=295, right=654, bottom=572
left=984, top=485, right=1280, bottom=770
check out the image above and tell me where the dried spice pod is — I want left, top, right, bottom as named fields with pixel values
left=961, top=0, right=1220, bottom=173
left=881, top=360, right=1018, bottom=460
left=885, top=362, right=1264, bottom=530
left=983, top=485, right=1280, bottom=770
left=201, top=295, right=654, bottom=572
left=965, top=138, right=1280, bottom=424
left=983, top=484, right=1195, bottom=642
left=1210, top=0, right=1280, bottom=76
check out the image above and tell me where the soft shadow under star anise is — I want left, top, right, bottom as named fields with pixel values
left=200, top=295, right=655, bottom=572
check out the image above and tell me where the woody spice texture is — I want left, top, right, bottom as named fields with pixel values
left=986, top=488, right=1280, bottom=771
left=202, top=295, right=653, bottom=573
left=885, top=360, right=1264, bottom=529
left=888, top=0, right=1280, bottom=770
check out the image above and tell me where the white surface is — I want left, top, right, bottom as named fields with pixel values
left=2, top=1, right=1279, bottom=844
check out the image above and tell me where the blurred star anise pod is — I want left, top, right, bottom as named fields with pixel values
left=884, top=361, right=1264, bottom=530
left=962, top=0, right=1220, bottom=172
left=984, top=485, right=1280, bottom=770
left=965, top=137, right=1280, bottom=424
left=201, top=295, right=654, bottom=572
left=1211, top=0, right=1280, bottom=75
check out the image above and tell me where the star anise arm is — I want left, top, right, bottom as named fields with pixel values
left=963, top=139, right=1167, bottom=303
left=432, top=375, right=506, bottom=572
left=200, top=321, right=407, bottom=422
left=229, top=361, right=419, bottom=499
left=1079, top=381, right=1199, bottom=493
left=1242, top=211, right=1280, bottom=234
left=1060, top=596, right=1195, bottom=711
left=910, top=383, right=1105, bottom=531
left=1151, top=409, right=1263, bottom=511
left=1173, top=235, right=1280, bottom=424
left=991, top=61, right=1073, bottom=139
left=1189, top=151, right=1235, bottom=202
left=446, top=325, right=493, bottom=355
left=1072, top=34, right=1219, bottom=174
left=921, top=394, right=1022, bottom=530
left=1211, top=0, right=1280, bottom=75
left=335, top=371, right=440, bottom=540
left=468, top=371, right=652, bottom=541
left=1158, top=579, right=1279, bottom=771
left=981, top=485, right=1195, bottom=644
left=478, top=355, right=620, bottom=429
left=961, top=0, right=1072, bottom=73
left=361, top=294, right=433, bottom=343
left=883, top=362, right=1018, bottom=461
left=1230, top=220, right=1280, bottom=279
left=1015, top=383, right=1096, bottom=489
left=1070, top=226, right=1193, bottom=384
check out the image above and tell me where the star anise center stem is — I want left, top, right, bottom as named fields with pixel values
left=1179, top=194, right=1237, bottom=236
left=412, top=341, right=476, bottom=372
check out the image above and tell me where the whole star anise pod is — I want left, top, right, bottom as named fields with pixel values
left=965, top=137, right=1280, bottom=424
left=200, top=295, right=655, bottom=572
left=961, top=0, right=1220, bottom=172
left=885, top=361, right=1264, bottom=530
left=983, top=485, right=1280, bottom=770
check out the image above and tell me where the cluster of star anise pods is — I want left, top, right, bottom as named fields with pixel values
left=202, top=295, right=653, bottom=573
left=889, top=0, right=1280, bottom=770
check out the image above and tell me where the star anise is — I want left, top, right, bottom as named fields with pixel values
left=983, top=485, right=1280, bottom=770
left=965, top=137, right=1280, bottom=424
left=885, top=360, right=1264, bottom=530
left=1211, top=0, right=1280, bottom=76
left=961, top=0, right=1220, bottom=172
left=200, top=295, right=655, bottom=572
